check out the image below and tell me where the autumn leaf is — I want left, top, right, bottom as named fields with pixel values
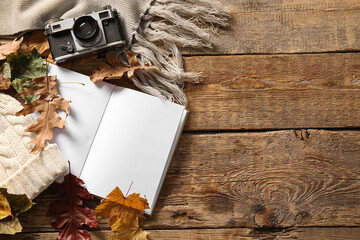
left=16, top=74, right=70, bottom=154
left=95, top=187, right=149, bottom=240
left=8, top=48, right=47, bottom=102
left=47, top=173, right=98, bottom=240
left=0, top=188, right=34, bottom=235
left=90, top=51, right=159, bottom=82
left=0, top=62, right=11, bottom=90
left=0, top=217, right=22, bottom=235
left=27, top=30, right=50, bottom=55
left=0, top=191, right=12, bottom=220
left=47, top=53, right=72, bottom=70
left=1, top=189, right=35, bottom=216
left=7, top=48, right=47, bottom=82
left=109, top=218, right=148, bottom=240
left=0, top=37, right=23, bottom=60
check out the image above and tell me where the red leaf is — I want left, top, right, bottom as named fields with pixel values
left=48, top=173, right=98, bottom=240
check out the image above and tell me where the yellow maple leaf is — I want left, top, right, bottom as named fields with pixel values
left=0, top=191, right=12, bottom=220
left=109, top=217, right=148, bottom=240
left=95, top=187, right=149, bottom=240
left=90, top=51, right=159, bottom=83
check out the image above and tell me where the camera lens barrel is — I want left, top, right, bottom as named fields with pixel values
left=73, top=16, right=99, bottom=40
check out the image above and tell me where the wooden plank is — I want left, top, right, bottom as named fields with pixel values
left=148, top=130, right=360, bottom=228
left=15, top=130, right=360, bottom=231
left=69, top=53, right=360, bottom=131
left=2, top=227, right=360, bottom=240
left=2, top=0, right=360, bottom=55
left=183, top=53, right=360, bottom=130
left=183, top=0, right=360, bottom=55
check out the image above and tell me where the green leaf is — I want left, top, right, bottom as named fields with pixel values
left=11, top=78, right=26, bottom=93
left=11, top=78, right=40, bottom=103
left=7, top=49, right=46, bottom=82
left=0, top=217, right=22, bottom=235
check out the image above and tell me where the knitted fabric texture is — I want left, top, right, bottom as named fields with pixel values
left=0, top=93, right=68, bottom=199
left=0, top=0, right=229, bottom=104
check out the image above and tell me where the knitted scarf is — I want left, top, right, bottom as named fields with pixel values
left=0, top=0, right=229, bottom=104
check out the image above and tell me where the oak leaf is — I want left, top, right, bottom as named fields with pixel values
left=16, top=75, right=70, bottom=154
left=27, top=30, right=50, bottom=55
left=0, top=62, right=11, bottom=90
left=47, top=173, right=98, bottom=240
left=95, top=187, right=149, bottom=240
left=90, top=51, right=159, bottom=82
left=0, top=37, right=23, bottom=60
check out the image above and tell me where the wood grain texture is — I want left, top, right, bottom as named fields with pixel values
left=149, top=130, right=360, bottom=228
left=12, top=130, right=360, bottom=232
left=2, top=227, right=360, bottom=240
left=2, top=0, right=360, bottom=55
left=183, top=53, right=360, bottom=130
left=68, top=53, right=360, bottom=131
left=184, top=0, right=360, bottom=54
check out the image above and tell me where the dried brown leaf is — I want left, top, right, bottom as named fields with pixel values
left=27, top=30, right=50, bottom=55
left=0, top=217, right=22, bottom=235
left=17, top=97, right=70, bottom=154
left=16, top=75, right=70, bottom=154
left=78, top=55, right=98, bottom=65
left=0, top=78, right=11, bottom=90
left=46, top=53, right=72, bottom=69
left=90, top=51, right=159, bottom=82
left=0, top=37, right=23, bottom=60
left=0, top=63, right=11, bottom=90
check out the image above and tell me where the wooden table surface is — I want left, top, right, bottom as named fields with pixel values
left=2, top=0, right=360, bottom=239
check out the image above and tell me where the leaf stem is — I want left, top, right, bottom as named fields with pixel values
left=58, top=82, right=85, bottom=86
left=125, top=181, right=134, bottom=198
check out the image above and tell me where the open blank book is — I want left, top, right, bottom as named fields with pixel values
left=48, top=64, right=188, bottom=214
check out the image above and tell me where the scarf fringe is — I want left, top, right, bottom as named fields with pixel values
left=130, top=0, right=229, bottom=105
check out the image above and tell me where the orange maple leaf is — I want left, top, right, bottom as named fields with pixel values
left=90, top=51, right=159, bottom=83
left=0, top=37, right=23, bottom=60
left=95, top=187, right=149, bottom=239
left=16, top=75, right=70, bottom=154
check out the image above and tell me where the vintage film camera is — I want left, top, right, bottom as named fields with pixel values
left=45, top=6, right=125, bottom=63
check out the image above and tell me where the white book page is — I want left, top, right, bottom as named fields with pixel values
left=149, top=110, right=188, bottom=214
left=48, top=64, right=114, bottom=176
left=80, top=86, right=185, bottom=213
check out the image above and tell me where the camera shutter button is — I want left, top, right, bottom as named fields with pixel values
left=60, top=42, right=74, bottom=53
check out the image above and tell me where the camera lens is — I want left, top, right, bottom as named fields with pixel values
left=73, top=16, right=98, bottom=40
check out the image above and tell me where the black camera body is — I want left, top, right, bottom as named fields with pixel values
left=45, top=6, right=125, bottom=63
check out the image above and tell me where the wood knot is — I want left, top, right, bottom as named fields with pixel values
left=171, top=211, right=203, bottom=222
left=295, top=211, right=311, bottom=224
left=253, top=204, right=285, bottom=227
left=294, top=129, right=310, bottom=142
